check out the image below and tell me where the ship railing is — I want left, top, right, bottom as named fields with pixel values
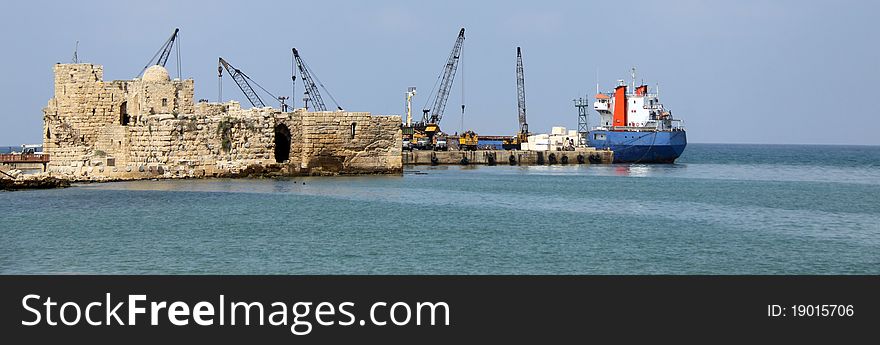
left=629, top=92, right=659, bottom=98
left=670, top=119, right=685, bottom=130
left=611, top=126, right=661, bottom=132
left=610, top=123, right=685, bottom=132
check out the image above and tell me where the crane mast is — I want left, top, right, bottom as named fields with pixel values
left=516, top=47, right=528, bottom=135
left=423, top=28, right=465, bottom=125
left=218, top=57, right=266, bottom=108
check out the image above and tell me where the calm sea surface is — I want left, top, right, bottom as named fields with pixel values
left=2, top=144, right=878, bottom=274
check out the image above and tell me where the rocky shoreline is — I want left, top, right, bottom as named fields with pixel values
left=0, top=175, right=71, bottom=191
left=1, top=163, right=401, bottom=191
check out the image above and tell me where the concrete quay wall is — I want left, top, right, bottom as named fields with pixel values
left=403, top=148, right=613, bottom=165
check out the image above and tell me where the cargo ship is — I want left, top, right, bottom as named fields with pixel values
left=588, top=70, right=686, bottom=163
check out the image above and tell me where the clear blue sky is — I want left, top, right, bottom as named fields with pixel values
left=1, top=0, right=877, bottom=145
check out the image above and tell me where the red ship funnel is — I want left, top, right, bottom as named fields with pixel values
left=613, top=85, right=627, bottom=127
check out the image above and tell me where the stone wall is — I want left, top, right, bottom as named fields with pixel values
left=299, top=111, right=402, bottom=174
left=42, top=63, right=402, bottom=181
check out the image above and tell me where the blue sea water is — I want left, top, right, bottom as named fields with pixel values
left=1, top=144, right=878, bottom=274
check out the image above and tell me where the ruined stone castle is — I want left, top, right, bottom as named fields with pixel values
left=42, top=63, right=402, bottom=180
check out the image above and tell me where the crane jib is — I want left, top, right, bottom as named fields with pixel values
left=156, top=28, right=179, bottom=67
left=139, top=28, right=179, bottom=77
left=218, top=57, right=267, bottom=108
left=516, top=46, right=528, bottom=134
left=425, top=28, right=465, bottom=126
left=292, top=48, right=342, bottom=112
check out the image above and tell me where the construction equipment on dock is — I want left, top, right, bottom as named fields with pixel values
left=434, top=133, right=449, bottom=151
left=218, top=57, right=287, bottom=109
left=402, top=87, right=418, bottom=150
left=404, top=28, right=465, bottom=150
left=411, top=130, right=429, bottom=150
left=459, top=130, right=479, bottom=151
left=503, top=47, right=530, bottom=150
left=292, top=48, right=343, bottom=112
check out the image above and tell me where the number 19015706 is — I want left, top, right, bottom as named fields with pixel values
left=768, top=304, right=854, bottom=317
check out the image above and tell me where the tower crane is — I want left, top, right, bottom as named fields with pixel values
left=292, top=48, right=342, bottom=112
left=218, top=57, right=286, bottom=110
left=504, top=47, right=530, bottom=150
left=139, top=28, right=179, bottom=77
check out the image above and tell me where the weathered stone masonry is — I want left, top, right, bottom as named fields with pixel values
left=43, top=63, right=402, bottom=180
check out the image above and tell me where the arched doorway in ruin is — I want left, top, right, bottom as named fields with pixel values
left=274, top=124, right=291, bottom=163
left=119, top=101, right=130, bottom=125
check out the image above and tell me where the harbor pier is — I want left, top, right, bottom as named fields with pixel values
left=403, top=148, right=613, bottom=166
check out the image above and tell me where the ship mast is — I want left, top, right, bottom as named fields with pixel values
left=631, top=67, right=636, bottom=93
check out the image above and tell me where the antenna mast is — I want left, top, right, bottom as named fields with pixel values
left=631, top=67, right=636, bottom=91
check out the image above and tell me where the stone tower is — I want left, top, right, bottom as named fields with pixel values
left=43, top=63, right=194, bottom=171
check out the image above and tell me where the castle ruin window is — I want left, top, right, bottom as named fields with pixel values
left=350, top=122, right=357, bottom=139
left=119, top=101, right=130, bottom=125
left=162, top=98, right=167, bottom=107
left=274, top=124, right=291, bottom=163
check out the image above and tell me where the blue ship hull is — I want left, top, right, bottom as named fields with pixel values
left=588, top=130, right=687, bottom=163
